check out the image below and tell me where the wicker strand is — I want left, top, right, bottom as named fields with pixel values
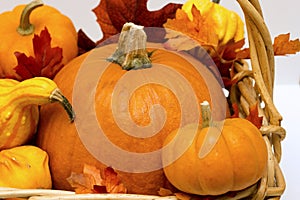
left=236, top=0, right=275, bottom=90
left=248, top=0, right=263, bottom=16
left=244, top=17, right=283, bottom=161
left=233, top=0, right=286, bottom=199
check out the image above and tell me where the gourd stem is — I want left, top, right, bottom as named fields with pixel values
left=200, top=101, right=212, bottom=128
left=107, top=22, right=152, bottom=70
left=50, top=89, right=75, bottom=122
left=212, top=0, right=221, bottom=3
left=17, top=0, right=44, bottom=36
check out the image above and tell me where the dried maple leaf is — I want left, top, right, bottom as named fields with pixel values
left=273, top=33, right=300, bottom=55
left=235, top=33, right=300, bottom=59
left=231, top=102, right=263, bottom=129
left=67, top=172, right=97, bottom=194
left=67, top=164, right=103, bottom=194
left=102, top=167, right=127, bottom=193
left=77, top=29, right=97, bottom=55
left=67, top=164, right=127, bottom=194
left=93, top=0, right=181, bottom=43
left=164, top=5, right=219, bottom=50
left=212, top=39, right=246, bottom=88
left=14, top=27, right=64, bottom=81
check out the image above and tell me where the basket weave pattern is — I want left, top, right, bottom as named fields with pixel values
left=228, top=0, right=286, bottom=199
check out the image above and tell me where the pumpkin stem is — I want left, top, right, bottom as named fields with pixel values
left=107, top=22, right=152, bottom=70
left=200, top=101, right=212, bottom=128
left=50, top=88, right=75, bottom=122
left=17, top=0, right=44, bottom=36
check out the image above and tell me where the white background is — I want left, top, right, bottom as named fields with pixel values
left=0, top=0, right=299, bottom=199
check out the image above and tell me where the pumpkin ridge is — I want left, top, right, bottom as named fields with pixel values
left=217, top=125, right=236, bottom=192
left=231, top=119, right=267, bottom=181
left=223, top=119, right=263, bottom=190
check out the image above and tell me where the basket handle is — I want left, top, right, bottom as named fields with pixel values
left=236, top=0, right=284, bottom=162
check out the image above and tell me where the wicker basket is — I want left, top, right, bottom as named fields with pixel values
left=0, top=0, right=286, bottom=199
left=226, top=0, right=286, bottom=199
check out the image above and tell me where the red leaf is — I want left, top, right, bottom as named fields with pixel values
left=77, top=29, right=97, bottom=55
left=14, top=27, right=64, bottom=81
left=230, top=103, right=240, bottom=118
left=231, top=102, right=263, bottom=129
left=92, top=0, right=182, bottom=43
left=246, top=102, right=263, bottom=129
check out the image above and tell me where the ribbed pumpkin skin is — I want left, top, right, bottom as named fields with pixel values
left=162, top=118, right=268, bottom=196
left=36, top=43, right=228, bottom=194
left=0, top=4, right=78, bottom=79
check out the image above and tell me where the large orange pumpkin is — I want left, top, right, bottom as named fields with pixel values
left=36, top=23, right=228, bottom=195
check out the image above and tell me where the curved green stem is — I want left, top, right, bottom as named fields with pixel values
left=107, top=22, right=152, bottom=70
left=50, top=89, right=75, bottom=122
left=17, top=0, right=44, bottom=36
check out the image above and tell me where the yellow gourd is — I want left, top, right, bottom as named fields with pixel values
left=0, top=77, right=75, bottom=150
left=0, top=0, right=78, bottom=79
left=182, top=0, right=244, bottom=45
left=0, top=145, right=51, bottom=189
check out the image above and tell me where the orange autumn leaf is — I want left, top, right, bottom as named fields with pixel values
left=102, top=167, right=127, bottom=193
left=235, top=33, right=300, bottom=59
left=273, top=33, right=300, bottom=55
left=164, top=5, right=219, bottom=50
left=67, top=172, right=98, bottom=194
left=67, top=164, right=127, bottom=194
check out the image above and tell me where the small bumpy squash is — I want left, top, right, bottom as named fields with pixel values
left=37, top=23, right=229, bottom=194
left=0, top=145, right=52, bottom=189
left=182, top=0, right=244, bottom=45
left=0, top=0, right=78, bottom=79
left=162, top=102, right=268, bottom=196
left=0, top=77, right=75, bottom=150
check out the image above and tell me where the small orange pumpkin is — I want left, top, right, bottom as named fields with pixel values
left=0, top=0, right=78, bottom=79
left=37, top=23, right=229, bottom=195
left=162, top=102, right=268, bottom=196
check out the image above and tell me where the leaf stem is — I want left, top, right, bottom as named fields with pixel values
left=17, top=0, right=44, bottom=36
